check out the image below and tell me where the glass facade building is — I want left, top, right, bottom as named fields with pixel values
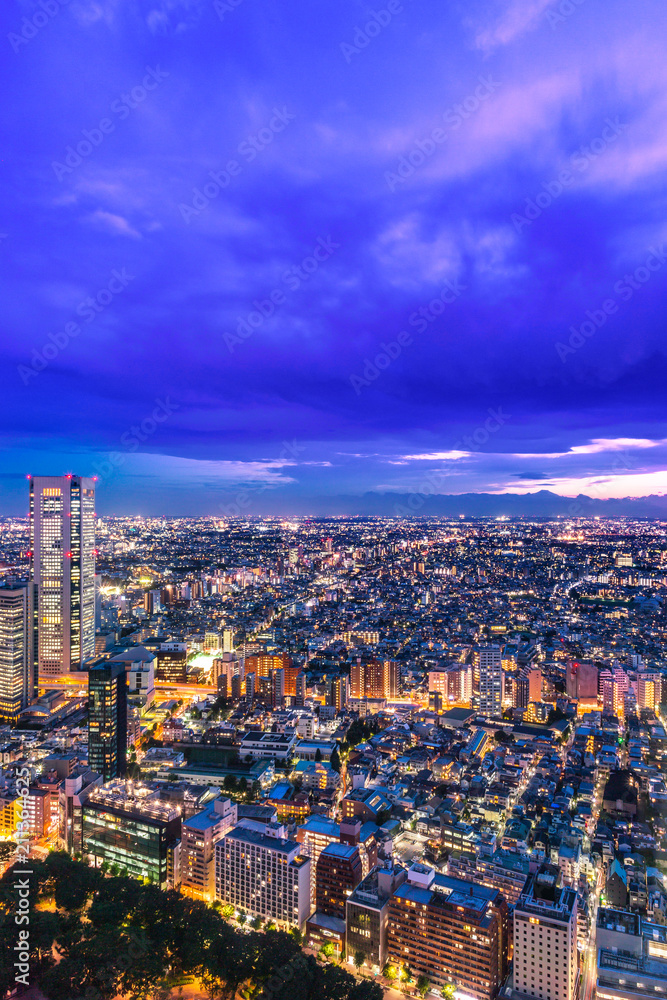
left=82, top=782, right=181, bottom=889
left=88, top=662, right=127, bottom=781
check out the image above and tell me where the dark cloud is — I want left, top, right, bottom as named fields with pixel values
left=1, top=0, right=666, bottom=512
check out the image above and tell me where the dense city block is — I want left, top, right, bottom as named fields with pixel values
left=2, top=494, right=667, bottom=999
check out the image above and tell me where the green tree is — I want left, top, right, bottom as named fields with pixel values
left=315, top=748, right=323, bottom=762
left=354, top=949, right=366, bottom=971
left=383, top=963, right=398, bottom=981
left=330, top=745, right=341, bottom=773
left=416, top=974, right=430, bottom=997
left=321, top=941, right=335, bottom=959
left=349, top=980, right=384, bottom=1000
left=0, top=843, right=16, bottom=864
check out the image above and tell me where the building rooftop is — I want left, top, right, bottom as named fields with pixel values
left=223, top=825, right=299, bottom=854
left=320, top=842, right=359, bottom=860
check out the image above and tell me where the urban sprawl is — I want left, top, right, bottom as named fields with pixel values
left=1, top=475, right=667, bottom=1000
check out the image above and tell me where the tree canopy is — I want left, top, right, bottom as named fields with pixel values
left=0, top=854, right=382, bottom=1000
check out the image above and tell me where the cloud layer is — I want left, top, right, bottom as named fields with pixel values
left=1, top=0, right=666, bottom=513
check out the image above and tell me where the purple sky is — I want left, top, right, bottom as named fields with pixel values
left=1, top=0, right=667, bottom=515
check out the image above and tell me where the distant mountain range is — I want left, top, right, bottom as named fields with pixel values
left=265, top=489, right=667, bottom=518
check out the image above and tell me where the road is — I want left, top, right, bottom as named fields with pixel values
left=579, top=940, right=596, bottom=1000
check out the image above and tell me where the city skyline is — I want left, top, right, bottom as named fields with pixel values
left=1, top=0, right=667, bottom=514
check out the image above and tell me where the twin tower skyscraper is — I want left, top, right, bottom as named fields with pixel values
left=29, top=475, right=97, bottom=679
left=1, top=475, right=96, bottom=722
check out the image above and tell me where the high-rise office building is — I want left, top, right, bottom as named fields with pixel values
left=88, top=662, right=127, bottom=781
left=29, top=475, right=96, bottom=679
left=0, top=585, right=34, bottom=721
left=156, top=642, right=188, bottom=683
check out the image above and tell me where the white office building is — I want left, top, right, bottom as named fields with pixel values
left=215, top=825, right=310, bottom=927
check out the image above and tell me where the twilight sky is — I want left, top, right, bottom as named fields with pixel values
left=1, top=0, right=667, bottom=515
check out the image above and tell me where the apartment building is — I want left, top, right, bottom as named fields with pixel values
left=180, top=796, right=237, bottom=901
left=215, top=825, right=310, bottom=927
left=387, top=864, right=509, bottom=1000
left=513, top=864, right=578, bottom=1000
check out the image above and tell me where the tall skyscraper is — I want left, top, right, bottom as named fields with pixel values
left=478, top=643, right=502, bottom=717
left=88, top=662, right=127, bottom=781
left=29, top=475, right=96, bottom=679
left=0, top=584, right=34, bottom=721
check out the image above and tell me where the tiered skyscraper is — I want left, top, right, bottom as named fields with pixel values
left=29, top=475, right=96, bottom=678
